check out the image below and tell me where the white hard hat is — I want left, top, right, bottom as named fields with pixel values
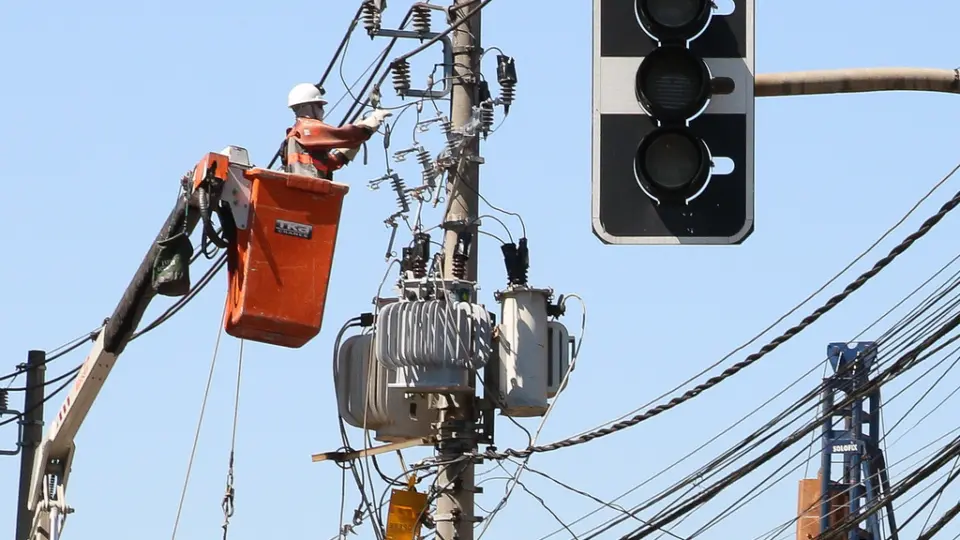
left=288, top=83, right=328, bottom=108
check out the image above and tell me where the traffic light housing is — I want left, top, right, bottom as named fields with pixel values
left=591, top=0, right=755, bottom=245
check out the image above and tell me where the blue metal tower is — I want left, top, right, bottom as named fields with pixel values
left=819, top=341, right=898, bottom=540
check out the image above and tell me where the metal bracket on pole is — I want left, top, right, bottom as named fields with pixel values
left=371, top=28, right=454, bottom=99
left=0, top=389, right=24, bottom=456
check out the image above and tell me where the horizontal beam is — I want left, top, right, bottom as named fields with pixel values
left=756, top=67, right=960, bottom=98
left=311, top=438, right=434, bottom=463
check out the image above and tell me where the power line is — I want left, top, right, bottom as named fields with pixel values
left=484, top=166, right=960, bottom=462
left=538, top=243, right=960, bottom=540
left=581, top=268, right=960, bottom=538
left=619, top=310, right=960, bottom=539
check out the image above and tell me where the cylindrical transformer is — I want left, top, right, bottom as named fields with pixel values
left=497, top=287, right=552, bottom=417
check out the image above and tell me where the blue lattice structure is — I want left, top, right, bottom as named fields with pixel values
left=817, top=341, right=898, bottom=540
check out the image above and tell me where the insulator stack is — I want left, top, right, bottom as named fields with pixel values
left=389, top=175, right=410, bottom=213
left=452, top=253, right=467, bottom=279
left=0, top=389, right=7, bottom=411
left=479, top=101, right=495, bottom=136
left=415, top=147, right=435, bottom=185
left=412, top=256, right=427, bottom=278
left=440, top=119, right=459, bottom=154
left=497, top=55, right=518, bottom=114
left=391, top=60, right=411, bottom=96
left=416, top=147, right=432, bottom=169
left=410, top=232, right=431, bottom=279
left=501, top=238, right=529, bottom=286
left=499, top=82, right=516, bottom=112
left=361, top=1, right=381, bottom=34
left=412, top=4, right=432, bottom=34
left=452, top=231, right=472, bottom=280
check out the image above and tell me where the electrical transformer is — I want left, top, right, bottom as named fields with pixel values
left=334, top=333, right=436, bottom=443
left=375, top=280, right=493, bottom=392
left=546, top=320, right=574, bottom=399
left=495, top=287, right=573, bottom=417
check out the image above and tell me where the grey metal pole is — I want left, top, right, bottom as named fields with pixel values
left=435, top=0, right=481, bottom=538
left=16, top=350, right=46, bottom=540
left=755, top=67, right=960, bottom=98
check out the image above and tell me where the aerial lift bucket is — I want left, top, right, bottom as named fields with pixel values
left=223, top=167, right=350, bottom=348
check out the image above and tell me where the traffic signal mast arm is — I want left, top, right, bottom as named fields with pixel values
left=756, top=67, right=960, bottom=98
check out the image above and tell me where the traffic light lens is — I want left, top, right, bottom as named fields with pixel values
left=635, top=129, right=709, bottom=194
left=645, top=133, right=701, bottom=190
left=645, top=0, right=703, bottom=29
left=636, top=0, right=711, bottom=40
left=635, top=47, right=710, bottom=122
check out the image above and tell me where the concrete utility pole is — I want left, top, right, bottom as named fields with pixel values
left=756, top=67, right=960, bottom=98
left=16, top=350, right=45, bottom=540
left=436, top=0, right=481, bottom=538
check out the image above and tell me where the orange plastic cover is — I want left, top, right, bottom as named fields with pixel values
left=796, top=478, right=850, bottom=540
left=223, top=167, right=350, bottom=348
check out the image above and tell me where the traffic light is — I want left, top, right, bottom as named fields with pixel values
left=591, top=0, right=755, bottom=245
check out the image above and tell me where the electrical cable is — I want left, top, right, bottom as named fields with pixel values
left=584, top=280, right=960, bottom=539
left=754, top=425, right=960, bottom=540
left=484, top=173, right=960, bottom=462
left=340, top=10, right=415, bottom=126
left=170, top=304, right=227, bottom=540
left=651, top=332, right=960, bottom=539
left=0, top=330, right=98, bottom=384
left=319, top=2, right=366, bottom=89
left=219, top=339, right=243, bottom=539
left=392, top=0, right=493, bottom=66
left=332, top=318, right=386, bottom=540
left=132, top=253, right=226, bottom=340
left=349, top=0, right=494, bottom=126
left=898, top=455, right=960, bottom=535
left=815, top=433, right=960, bottom=540
left=0, top=370, right=77, bottom=429
left=562, top=252, right=960, bottom=540
left=618, top=315, right=960, bottom=540
left=477, top=294, right=586, bottom=538
left=5, top=364, right=82, bottom=392
left=547, top=163, right=960, bottom=452
left=522, top=462, right=686, bottom=540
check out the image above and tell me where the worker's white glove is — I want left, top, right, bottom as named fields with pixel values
left=335, top=146, right=362, bottom=162
left=355, top=109, right=393, bottom=132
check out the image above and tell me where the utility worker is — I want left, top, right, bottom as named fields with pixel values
left=282, top=82, right=392, bottom=179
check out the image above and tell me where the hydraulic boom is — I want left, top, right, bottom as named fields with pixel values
left=24, top=146, right=352, bottom=539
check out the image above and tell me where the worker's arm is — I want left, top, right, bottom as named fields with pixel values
left=319, top=110, right=394, bottom=170
left=296, top=123, right=374, bottom=150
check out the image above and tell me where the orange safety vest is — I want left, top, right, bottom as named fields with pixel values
left=283, top=118, right=373, bottom=179
left=286, top=140, right=334, bottom=178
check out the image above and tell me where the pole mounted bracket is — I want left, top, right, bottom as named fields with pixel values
left=371, top=28, right=454, bottom=99
left=434, top=511, right=484, bottom=524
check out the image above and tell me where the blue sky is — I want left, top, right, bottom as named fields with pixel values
left=4, top=1, right=960, bottom=539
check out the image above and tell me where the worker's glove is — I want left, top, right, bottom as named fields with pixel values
left=355, top=109, right=393, bottom=132
left=335, top=146, right=362, bottom=162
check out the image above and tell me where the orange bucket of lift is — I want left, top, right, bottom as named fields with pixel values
left=223, top=167, right=350, bottom=348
